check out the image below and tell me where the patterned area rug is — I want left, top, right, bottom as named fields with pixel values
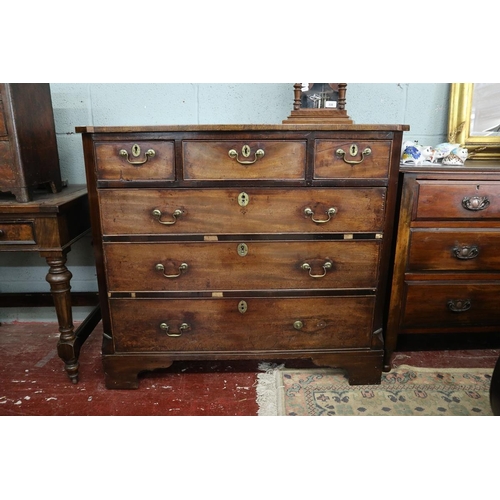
left=257, top=364, right=494, bottom=416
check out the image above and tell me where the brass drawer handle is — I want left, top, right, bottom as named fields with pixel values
left=447, top=299, right=471, bottom=313
left=119, top=147, right=155, bottom=165
left=452, top=245, right=479, bottom=260
left=228, top=146, right=265, bottom=165
left=462, top=196, right=490, bottom=211
left=0, top=229, right=4, bottom=237
left=304, top=207, right=337, bottom=224
left=152, top=208, right=183, bottom=225
left=301, top=260, right=332, bottom=278
left=336, top=146, right=372, bottom=165
left=155, top=262, right=188, bottom=278
left=159, top=322, right=190, bottom=337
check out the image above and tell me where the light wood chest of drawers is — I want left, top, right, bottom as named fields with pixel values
left=385, top=164, right=500, bottom=369
left=77, top=124, right=407, bottom=389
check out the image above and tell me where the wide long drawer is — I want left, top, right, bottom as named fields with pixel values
left=99, top=187, right=387, bottom=235
left=109, top=296, right=376, bottom=352
left=407, top=229, right=500, bottom=272
left=104, top=240, right=381, bottom=292
left=183, top=140, right=306, bottom=180
left=415, top=181, right=500, bottom=220
left=401, top=282, right=500, bottom=329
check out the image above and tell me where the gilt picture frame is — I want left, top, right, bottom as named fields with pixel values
left=448, top=83, right=500, bottom=161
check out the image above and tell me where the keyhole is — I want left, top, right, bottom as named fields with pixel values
left=349, top=144, right=358, bottom=156
left=132, top=144, right=141, bottom=157
left=242, top=145, right=251, bottom=157
left=238, top=300, right=248, bottom=314
left=238, top=192, right=249, bottom=207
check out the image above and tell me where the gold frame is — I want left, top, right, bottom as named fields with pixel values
left=448, top=83, right=500, bottom=160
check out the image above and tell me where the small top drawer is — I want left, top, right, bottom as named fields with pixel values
left=314, top=140, right=392, bottom=179
left=415, top=181, right=500, bottom=220
left=95, top=141, right=175, bottom=181
left=0, top=221, right=36, bottom=245
left=183, top=140, right=306, bottom=180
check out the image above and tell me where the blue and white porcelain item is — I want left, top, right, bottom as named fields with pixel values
left=401, top=144, right=424, bottom=165
left=442, top=147, right=468, bottom=166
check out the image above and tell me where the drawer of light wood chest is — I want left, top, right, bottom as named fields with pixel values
left=415, top=181, right=500, bottom=220
left=401, top=282, right=500, bottom=329
left=314, top=140, right=392, bottom=179
left=104, top=240, right=381, bottom=292
left=109, top=296, right=376, bottom=352
left=182, top=140, right=306, bottom=180
left=407, top=229, right=500, bottom=272
left=99, top=188, right=387, bottom=235
left=95, top=141, right=175, bottom=181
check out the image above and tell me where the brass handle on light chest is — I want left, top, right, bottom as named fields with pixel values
left=119, top=144, right=156, bottom=165
left=462, top=196, right=490, bottom=211
left=155, top=262, right=188, bottom=278
left=304, top=207, right=337, bottom=224
left=159, top=322, right=190, bottom=337
left=336, top=145, right=372, bottom=165
left=301, top=260, right=332, bottom=278
left=152, top=208, right=183, bottom=225
left=228, top=145, right=265, bottom=165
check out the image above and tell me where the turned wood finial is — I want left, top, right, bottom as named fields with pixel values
left=338, top=83, right=347, bottom=111
left=293, top=83, right=302, bottom=110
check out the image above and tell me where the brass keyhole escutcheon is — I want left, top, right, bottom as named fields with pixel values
left=349, top=144, right=358, bottom=157
left=237, top=243, right=248, bottom=256
left=131, top=144, right=141, bottom=157
left=242, top=145, right=251, bottom=158
left=238, top=192, right=249, bottom=207
left=238, top=300, right=248, bottom=314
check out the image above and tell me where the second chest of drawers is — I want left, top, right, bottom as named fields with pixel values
left=385, top=164, right=500, bottom=369
left=78, top=124, right=407, bottom=389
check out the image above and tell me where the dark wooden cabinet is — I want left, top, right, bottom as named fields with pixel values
left=0, top=83, right=63, bottom=202
left=385, top=164, right=500, bottom=369
left=77, top=124, right=407, bottom=389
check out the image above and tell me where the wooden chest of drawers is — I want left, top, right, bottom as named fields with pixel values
left=77, top=124, right=407, bottom=389
left=0, top=83, right=63, bottom=202
left=385, top=164, right=500, bottom=369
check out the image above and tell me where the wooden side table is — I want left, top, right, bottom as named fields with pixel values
left=0, top=185, right=101, bottom=383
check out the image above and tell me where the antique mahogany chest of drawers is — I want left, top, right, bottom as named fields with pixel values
left=385, top=163, right=500, bottom=369
left=77, top=124, right=407, bottom=389
left=0, top=83, right=63, bottom=202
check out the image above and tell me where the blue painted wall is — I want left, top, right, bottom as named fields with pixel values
left=0, top=83, right=450, bottom=321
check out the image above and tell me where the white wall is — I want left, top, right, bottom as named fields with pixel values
left=0, top=83, right=450, bottom=321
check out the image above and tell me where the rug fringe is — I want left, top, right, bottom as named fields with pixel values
left=255, top=363, right=284, bottom=416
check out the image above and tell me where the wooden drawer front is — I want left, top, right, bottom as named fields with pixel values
left=402, top=282, right=500, bottom=329
left=99, top=187, right=386, bottom=235
left=95, top=141, right=175, bottom=181
left=415, top=181, right=500, bottom=220
left=0, top=221, right=36, bottom=245
left=104, top=240, right=380, bottom=292
left=183, top=140, right=306, bottom=180
left=0, top=141, right=15, bottom=181
left=408, top=230, right=500, bottom=272
left=110, top=296, right=376, bottom=352
left=314, top=140, right=391, bottom=179
left=0, top=100, right=7, bottom=136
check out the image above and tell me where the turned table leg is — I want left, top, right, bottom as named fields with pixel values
left=44, top=251, right=80, bottom=384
